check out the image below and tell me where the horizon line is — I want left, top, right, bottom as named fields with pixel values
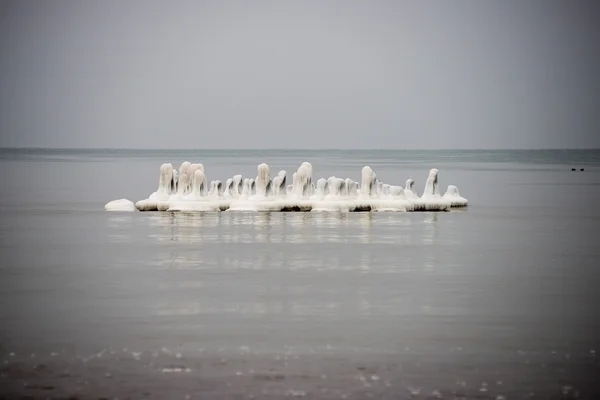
left=1, top=146, right=599, bottom=151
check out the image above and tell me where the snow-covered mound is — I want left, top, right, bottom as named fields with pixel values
left=104, top=198, right=135, bottom=212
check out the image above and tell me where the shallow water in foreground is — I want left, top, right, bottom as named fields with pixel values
left=0, top=149, right=599, bottom=399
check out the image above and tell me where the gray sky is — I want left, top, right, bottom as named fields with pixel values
left=0, top=0, right=598, bottom=149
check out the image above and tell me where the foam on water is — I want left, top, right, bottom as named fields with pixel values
left=127, top=161, right=467, bottom=212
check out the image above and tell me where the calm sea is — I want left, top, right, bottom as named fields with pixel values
left=0, top=148, right=599, bottom=399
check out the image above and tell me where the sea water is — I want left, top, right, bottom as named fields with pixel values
left=0, top=148, right=599, bottom=398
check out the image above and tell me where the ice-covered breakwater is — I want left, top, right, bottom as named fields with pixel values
left=105, top=161, right=468, bottom=212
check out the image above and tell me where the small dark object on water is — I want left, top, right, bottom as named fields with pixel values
left=571, top=168, right=576, bottom=171
left=580, top=168, right=584, bottom=171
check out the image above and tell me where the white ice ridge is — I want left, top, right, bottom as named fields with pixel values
left=128, top=161, right=468, bottom=212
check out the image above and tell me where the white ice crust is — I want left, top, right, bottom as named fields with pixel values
left=124, top=160, right=468, bottom=213
left=105, top=198, right=135, bottom=211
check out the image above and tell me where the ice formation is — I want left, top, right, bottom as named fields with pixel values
left=123, top=160, right=468, bottom=213
left=104, top=198, right=135, bottom=211
left=253, top=163, right=271, bottom=199
left=272, top=170, right=287, bottom=197
left=404, top=179, right=419, bottom=199
left=413, top=168, right=452, bottom=211
left=232, top=175, right=243, bottom=196
left=360, top=166, right=376, bottom=198
left=442, top=185, right=469, bottom=207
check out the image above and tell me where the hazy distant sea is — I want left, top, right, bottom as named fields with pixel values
left=0, top=148, right=599, bottom=399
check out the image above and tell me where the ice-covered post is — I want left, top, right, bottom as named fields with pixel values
left=360, top=166, right=376, bottom=198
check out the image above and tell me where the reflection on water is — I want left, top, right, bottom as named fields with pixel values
left=423, top=213, right=439, bottom=275
left=141, top=211, right=403, bottom=245
left=105, top=211, right=470, bottom=322
left=119, top=212, right=465, bottom=280
left=106, top=214, right=134, bottom=242
left=422, top=212, right=439, bottom=245
left=87, top=206, right=598, bottom=400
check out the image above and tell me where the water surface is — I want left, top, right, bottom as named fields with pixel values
left=0, top=149, right=599, bottom=399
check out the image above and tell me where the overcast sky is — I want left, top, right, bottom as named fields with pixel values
left=0, top=0, right=598, bottom=149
